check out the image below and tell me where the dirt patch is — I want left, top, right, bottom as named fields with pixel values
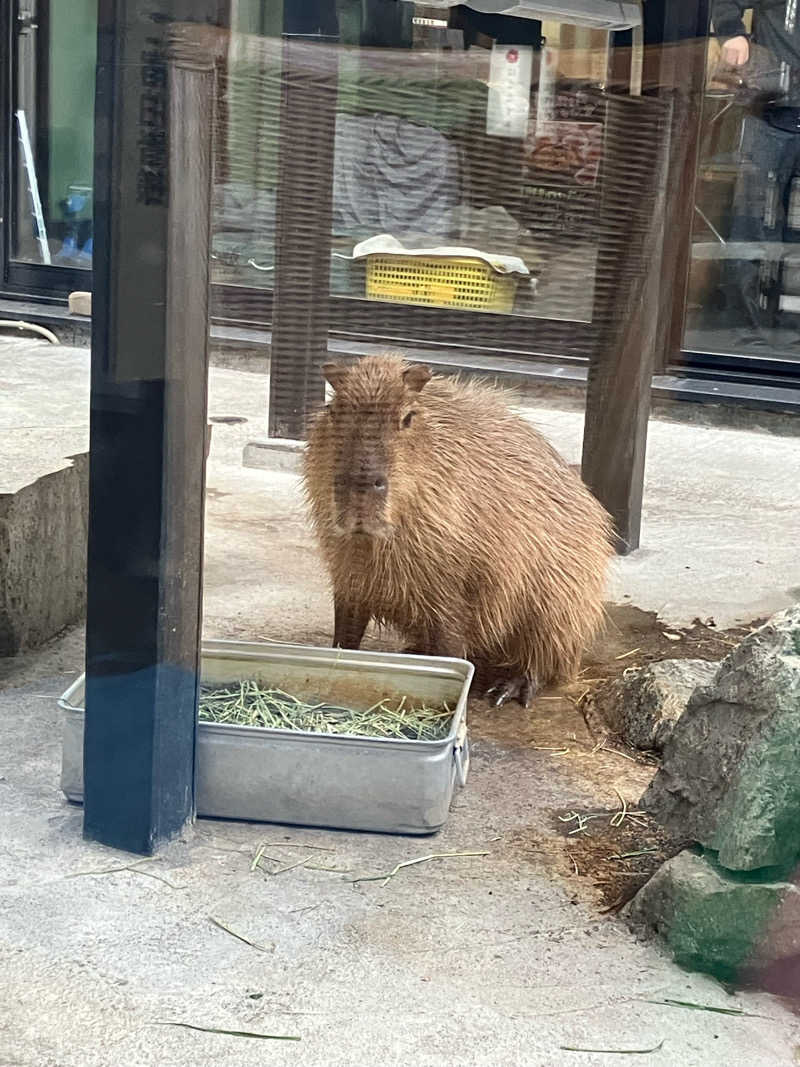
left=581, top=603, right=759, bottom=687
left=470, top=604, right=756, bottom=911
left=554, top=811, right=690, bottom=911
left=504, top=815, right=689, bottom=912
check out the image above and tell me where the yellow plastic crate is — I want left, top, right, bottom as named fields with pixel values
left=365, top=254, right=518, bottom=313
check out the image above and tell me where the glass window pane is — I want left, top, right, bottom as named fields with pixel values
left=684, top=6, right=800, bottom=364
left=211, top=4, right=622, bottom=327
left=11, top=0, right=97, bottom=268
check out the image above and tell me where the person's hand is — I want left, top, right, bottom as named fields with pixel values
left=721, top=35, right=750, bottom=66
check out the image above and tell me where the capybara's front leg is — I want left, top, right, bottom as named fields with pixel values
left=333, top=594, right=370, bottom=650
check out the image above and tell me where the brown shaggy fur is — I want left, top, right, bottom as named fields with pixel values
left=303, top=355, right=613, bottom=692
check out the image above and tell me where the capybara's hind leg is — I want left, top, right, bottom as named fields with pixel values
left=485, top=674, right=538, bottom=708
left=333, top=595, right=370, bottom=650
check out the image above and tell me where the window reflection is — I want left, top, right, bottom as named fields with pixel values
left=212, top=4, right=640, bottom=326
left=685, top=2, right=800, bottom=363
left=12, top=0, right=97, bottom=268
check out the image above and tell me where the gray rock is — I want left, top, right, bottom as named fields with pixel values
left=643, top=607, right=800, bottom=871
left=627, top=848, right=800, bottom=982
left=591, top=659, right=718, bottom=751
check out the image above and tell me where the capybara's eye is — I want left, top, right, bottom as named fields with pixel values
left=401, top=411, right=417, bottom=429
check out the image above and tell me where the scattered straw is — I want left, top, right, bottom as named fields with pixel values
left=130, top=867, right=186, bottom=890
left=352, top=850, right=490, bottom=888
left=598, top=743, right=639, bottom=763
left=250, top=843, right=348, bottom=877
left=623, top=815, right=651, bottom=830
left=610, top=848, right=659, bottom=861
left=64, top=858, right=156, bottom=879
left=559, top=806, right=650, bottom=837
left=615, top=647, right=642, bottom=660
left=209, top=916, right=273, bottom=953
left=559, top=811, right=607, bottom=835
left=610, top=789, right=628, bottom=828
left=560, top=1039, right=664, bottom=1054
left=199, top=681, right=452, bottom=741
left=63, top=858, right=184, bottom=887
left=269, top=856, right=312, bottom=876
left=156, top=1022, right=299, bottom=1041
left=648, top=998, right=762, bottom=1017
left=251, top=841, right=335, bottom=873
left=267, top=842, right=335, bottom=851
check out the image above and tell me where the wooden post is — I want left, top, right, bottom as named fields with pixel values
left=267, top=3, right=339, bottom=440
left=84, top=4, right=218, bottom=855
left=580, top=93, right=672, bottom=554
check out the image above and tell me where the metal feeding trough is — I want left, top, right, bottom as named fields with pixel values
left=60, top=639, right=473, bottom=835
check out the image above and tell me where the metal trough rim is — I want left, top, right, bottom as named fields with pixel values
left=60, top=638, right=474, bottom=750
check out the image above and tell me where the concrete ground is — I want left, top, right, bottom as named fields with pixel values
left=5, top=672, right=800, bottom=1067
left=2, top=335, right=800, bottom=1065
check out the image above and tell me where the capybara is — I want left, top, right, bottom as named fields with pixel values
left=302, top=355, right=613, bottom=706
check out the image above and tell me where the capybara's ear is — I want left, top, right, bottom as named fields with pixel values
left=322, top=362, right=348, bottom=391
left=402, top=364, right=432, bottom=393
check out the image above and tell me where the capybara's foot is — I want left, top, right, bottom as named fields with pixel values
left=486, top=674, right=537, bottom=708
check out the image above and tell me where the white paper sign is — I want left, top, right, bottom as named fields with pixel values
left=486, top=44, right=533, bottom=139
left=535, top=43, right=559, bottom=127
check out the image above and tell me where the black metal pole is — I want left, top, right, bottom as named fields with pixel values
left=267, top=1, right=339, bottom=440
left=84, top=2, right=219, bottom=854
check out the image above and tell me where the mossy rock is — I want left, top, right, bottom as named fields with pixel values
left=627, top=849, right=800, bottom=983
